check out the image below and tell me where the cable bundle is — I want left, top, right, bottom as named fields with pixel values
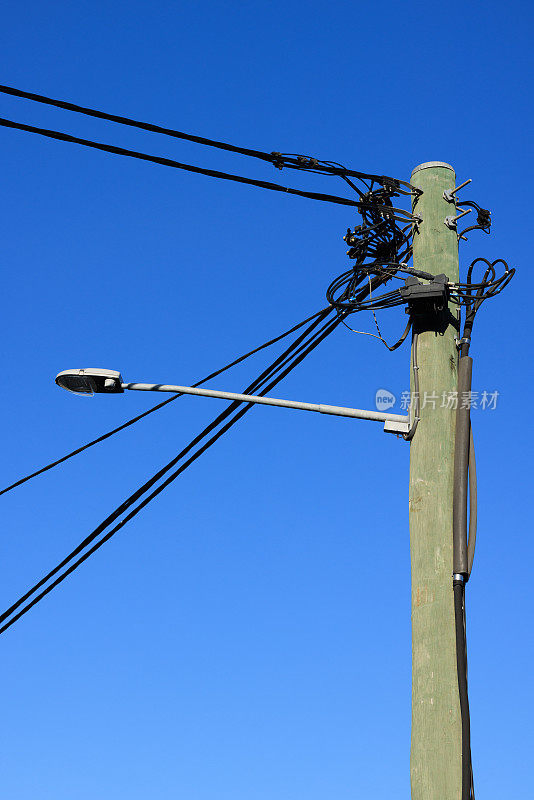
left=0, top=83, right=419, bottom=209
left=325, top=179, right=420, bottom=317
left=327, top=254, right=515, bottom=317
left=449, top=257, right=515, bottom=311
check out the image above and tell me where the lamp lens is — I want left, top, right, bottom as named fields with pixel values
left=59, top=375, right=94, bottom=395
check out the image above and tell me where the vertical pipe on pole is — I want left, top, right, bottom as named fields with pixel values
left=408, top=162, right=461, bottom=799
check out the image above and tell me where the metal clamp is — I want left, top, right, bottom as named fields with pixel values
left=443, top=178, right=472, bottom=203
left=384, top=418, right=411, bottom=435
left=454, top=336, right=471, bottom=350
left=444, top=208, right=472, bottom=230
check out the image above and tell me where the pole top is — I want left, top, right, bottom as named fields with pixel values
left=411, top=161, right=455, bottom=178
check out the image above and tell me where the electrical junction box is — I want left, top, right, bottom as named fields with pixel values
left=400, top=273, right=449, bottom=313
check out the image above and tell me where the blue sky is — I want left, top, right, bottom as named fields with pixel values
left=0, top=2, right=532, bottom=798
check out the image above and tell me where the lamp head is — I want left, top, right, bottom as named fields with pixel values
left=55, top=368, right=124, bottom=395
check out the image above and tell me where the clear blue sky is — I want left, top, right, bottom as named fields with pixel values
left=1, top=2, right=532, bottom=798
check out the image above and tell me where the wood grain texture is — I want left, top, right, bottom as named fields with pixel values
left=409, top=163, right=461, bottom=800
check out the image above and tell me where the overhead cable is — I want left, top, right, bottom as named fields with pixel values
left=0, top=83, right=419, bottom=192
left=0, top=83, right=290, bottom=165
left=0, top=307, right=328, bottom=497
left=0, top=117, right=360, bottom=207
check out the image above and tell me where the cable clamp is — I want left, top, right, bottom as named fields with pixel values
left=454, top=336, right=471, bottom=350
left=452, top=573, right=465, bottom=583
left=444, top=209, right=472, bottom=230
left=270, top=152, right=284, bottom=170
left=296, top=155, right=319, bottom=168
left=443, top=178, right=472, bottom=203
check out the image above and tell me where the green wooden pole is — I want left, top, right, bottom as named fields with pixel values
left=408, top=162, right=461, bottom=800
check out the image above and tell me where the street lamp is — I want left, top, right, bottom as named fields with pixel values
left=55, top=368, right=124, bottom=395
left=55, top=368, right=410, bottom=435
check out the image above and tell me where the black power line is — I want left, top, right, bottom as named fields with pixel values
left=0, top=83, right=394, bottom=185
left=0, top=307, right=328, bottom=497
left=0, top=116, right=361, bottom=208
left=0, top=83, right=284, bottom=164
left=0, top=308, right=342, bottom=635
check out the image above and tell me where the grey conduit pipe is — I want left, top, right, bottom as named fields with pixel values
left=453, top=356, right=473, bottom=577
left=467, top=426, right=477, bottom=576
left=453, top=353, right=477, bottom=800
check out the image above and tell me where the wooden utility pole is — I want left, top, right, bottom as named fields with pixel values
left=408, top=162, right=462, bottom=799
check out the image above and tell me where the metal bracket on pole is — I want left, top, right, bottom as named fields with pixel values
left=383, top=418, right=411, bottom=435
left=443, top=178, right=472, bottom=203
left=120, top=381, right=411, bottom=434
left=444, top=208, right=472, bottom=230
